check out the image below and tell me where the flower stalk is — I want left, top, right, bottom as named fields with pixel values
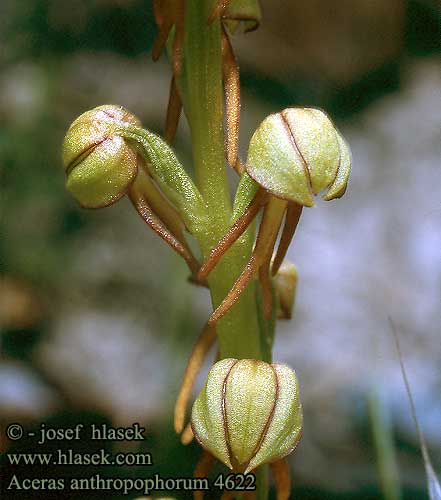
left=178, top=0, right=266, bottom=361
left=61, top=1, right=353, bottom=497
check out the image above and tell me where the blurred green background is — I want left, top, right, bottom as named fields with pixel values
left=1, top=1, right=440, bottom=499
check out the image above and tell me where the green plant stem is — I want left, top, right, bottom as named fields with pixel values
left=179, top=0, right=267, bottom=362
left=178, top=1, right=270, bottom=497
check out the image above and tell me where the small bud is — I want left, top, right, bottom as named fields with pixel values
left=191, top=358, right=302, bottom=473
left=223, top=0, right=262, bottom=33
left=275, top=262, right=298, bottom=320
left=246, top=107, right=352, bottom=207
left=62, top=105, right=141, bottom=208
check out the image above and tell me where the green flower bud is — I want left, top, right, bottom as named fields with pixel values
left=62, top=105, right=141, bottom=208
left=246, top=107, right=352, bottom=207
left=275, top=262, right=298, bottom=320
left=191, top=358, right=302, bottom=473
left=224, top=0, right=262, bottom=33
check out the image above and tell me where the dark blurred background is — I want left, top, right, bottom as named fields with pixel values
left=1, top=1, right=440, bottom=499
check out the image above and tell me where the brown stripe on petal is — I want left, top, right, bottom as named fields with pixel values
left=244, top=363, right=279, bottom=472
left=328, top=134, right=343, bottom=190
left=222, top=359, right=240, bottom=471
left=65, top=138, right=106, bottom=175
left=280, top=110, right=314, bottom=200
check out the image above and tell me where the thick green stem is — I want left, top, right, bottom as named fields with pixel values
left=179, top=0, right=267, bottom=362
left=177, top=2, right=271, bottom=498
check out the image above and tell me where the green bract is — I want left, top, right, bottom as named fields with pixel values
left=191, top=358, right=302, bottom=473
left=246, top=107, right=352, bottom=207
left=62, top=105, right=141, bottom=208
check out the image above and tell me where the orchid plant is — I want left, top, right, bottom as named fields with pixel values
left=61, top=1, right=352, bottom=498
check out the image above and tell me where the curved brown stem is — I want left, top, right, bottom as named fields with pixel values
left=198, top=189, right=267, bottom=281
left=271, top=202, right=303, bottom=276
left=222, top=26, right=243, bottom=175
left=208, top=255, right=260, bottom=325
left=181, top=422, right=194, bottom=444
left=271, top=458, right=291, bottom=500
left=128, top=188, right=199, bottom=275
left=165, top=76, right=182, bottom=144
left=193, top=451, right=216, bottom=500
left=207, top=196, right=286, bottom=326
left=132, top=167, right=186, bottom=243
left=174, top=323, right=217, bottom=433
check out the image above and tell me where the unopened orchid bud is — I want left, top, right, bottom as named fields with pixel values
left=198, top=108, right=352, bottom=325
left=62, top=105, right=141, bottom=208
left=191, top=358, right=302, bottom=474
left=246, top=107, right=352, bottom=207
left=62, top=104, right=205, bottom=274
left=223, top=0, right=262, bottom=33
left=275, top=262, right=298, bottom=320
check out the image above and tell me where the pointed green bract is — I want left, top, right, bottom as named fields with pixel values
left=119, top=125, right=207, bottom=236
left=232, top=172, right=259, bottom=220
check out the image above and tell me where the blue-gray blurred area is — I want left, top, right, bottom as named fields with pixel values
left=0, top=1, right=440, bottom=499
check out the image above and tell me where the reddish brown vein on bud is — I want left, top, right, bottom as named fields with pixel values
left=280, top=110, right=314, bottom=200
left=221, top=359, right=240, bottom=471
left=65, top=138, right=107, bottom=176
left=245, top=364, right=279, bottom=470
left=191, top=359, right=303, bottom=479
